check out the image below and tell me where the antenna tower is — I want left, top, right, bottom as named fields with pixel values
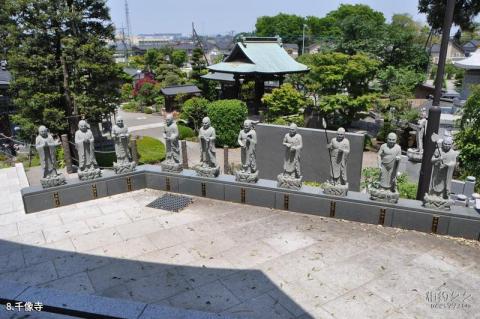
left=125, top=0, right=133, bottom=49
left=192, top=22, right=209, bottom=66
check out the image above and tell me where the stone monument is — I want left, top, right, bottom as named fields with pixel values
left=407, top=108, right=427, bottom=162
left=194, top=117, right=220, bottom=177
left=323, top=127, right=350, bottom=196
left=75, top=120, right=102, bottom=180
left=423, top=135, right=458, bottom=210
left=112, top=117, right=136, bottom=174
left=277, top=123, right=303, bottom=190
left=370, top=132, right=401, bottom=203
left=161, top=114, right=182, bottom=173
left=35, top=126, right=66, bottom=188
left=235, top=120, right=258, bottom=183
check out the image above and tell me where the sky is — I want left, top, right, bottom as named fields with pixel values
left=106, top=0, right=428, bottom=36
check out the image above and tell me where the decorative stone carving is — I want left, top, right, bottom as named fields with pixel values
left=35, top=126, right=66, bottom=188
left=423, top=135, right=458, bottom=210
left=235, top=120, right=258, bottom=183
left=370, top=132, right=401, bottom=203
left=161, top=114, right=182, bottom=173
left=277, top=124, right=303, bottom=190
left=75, top=120, right=102, bottom=180
left=112, top=117, right=136, bottom=174
left=323, top=127, right=350, bottom=196
left=194, top=117, right=220, bottom=177
left=407, top=109, right=427, bottom=162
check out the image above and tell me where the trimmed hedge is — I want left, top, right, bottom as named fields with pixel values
left=178, top=124, right=195, bottom=140
left=137, top=136, right=166, bottom=164
left=206, top=99, right=248, bottom=147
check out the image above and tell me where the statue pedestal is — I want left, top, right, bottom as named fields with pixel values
left=407, top=148, right=423, bottom=162
left=323, top=182, right=348, bottom=196
left=423, top=193, right=454, bottom=210
left=277, top=174, right=302, bottom=190
left=369, top=187, right=399, bottom=204
left=235, top=170, right=258, bottom=183
left=194, top=165, right=220, bottom=178
left=40, top=174, right=67, bottom=189
left=78, top=168, right=102, bottom=181
left=113, top=162, right=136, bottom=174
left=161, top=161, right=183, bottom=173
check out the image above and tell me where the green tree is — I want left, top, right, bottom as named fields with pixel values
left=5, top=0, right=122, bottom=137
left=206, top=99, right=248, bottom=147
left=455, top=85, right=480, bottom=188
left=262, top=83, right=306, bottom=121
left=181, top=97, right=209, bottom=133
left=143, top=49, right=164, bottom=72
left=171, top=50, right=187, bottom=67
left=191, top=47, right=207, bottom=81
left=120, top=83, right=133, bottom=102
left=418, top=0, right=480, bottom=31
left=255, top=13, right=304, bottom=46
left=377, top=66, right=427, bottom=93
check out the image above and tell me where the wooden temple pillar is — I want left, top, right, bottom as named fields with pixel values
left=253, top=77, right=265, bottom=115
left=233, top=74, right=241, bottom=99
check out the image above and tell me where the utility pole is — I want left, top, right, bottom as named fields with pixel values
left=416, top=0, right=456, bottom=200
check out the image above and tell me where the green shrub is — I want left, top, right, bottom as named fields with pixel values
left=178, top=124, right=195, bottom=140
left=181, top=97, right=209, bottom=132
left=206, top=99, right=248, bottom=147
left=96, top=152, right=116, bottom=168
left=397, top=173, right=418, bottom=199
left=122, top=101, right=139, bottom=112
left=137, top=136, right=165, bottom=164
left=144, top=108, right=153, bottom=114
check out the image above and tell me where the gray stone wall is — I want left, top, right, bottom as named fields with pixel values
left=255, top=124, right=365, bottom=191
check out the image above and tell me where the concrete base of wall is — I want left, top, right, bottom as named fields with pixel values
left=21, top=165, right=480, bottom=240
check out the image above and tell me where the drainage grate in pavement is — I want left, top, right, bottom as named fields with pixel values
left=146, top=193, right=193, bottom=212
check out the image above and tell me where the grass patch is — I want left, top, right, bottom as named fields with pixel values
left=137, top=136, right=165, bottom=164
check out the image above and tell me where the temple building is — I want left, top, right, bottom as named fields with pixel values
left=454, top=50, right=480, bottom=99
left=202, top=37, right=309, bottom=114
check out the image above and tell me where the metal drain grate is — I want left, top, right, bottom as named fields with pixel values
left=146, top=193, right=193, bottom=212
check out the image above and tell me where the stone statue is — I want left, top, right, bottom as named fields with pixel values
left=277, top=123, right=303, bottom=190
left=323, top=127, right=350, bottom=196
left=75, top=120, right=102, bottom=180
left=370, top=132, right=401, bottom=203
left=407, top=108, right=427, bottom=162
left=112, top=117, right=136, bottom=174
left=424, top=136, right=458, bottom=210
left=235, top=120, right=258, bottom=183
left=161, top=114, right=182, bottom=173
left=194, top=117, right=220, bottom=177
left=35, top=126, right=66, bottom=188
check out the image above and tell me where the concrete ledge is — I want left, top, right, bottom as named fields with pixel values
left=21, top=165, right=480, bottom=240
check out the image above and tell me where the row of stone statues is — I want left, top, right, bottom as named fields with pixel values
left=37, top=118, right=136, bottom=188
left=37, top=114, right=457, bottom=210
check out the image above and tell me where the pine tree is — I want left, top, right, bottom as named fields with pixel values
left=3, top=0, right=122, bottom=138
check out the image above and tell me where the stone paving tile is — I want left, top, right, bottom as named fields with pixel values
left=0, top=261, right=57, bottom=286
left=71, top=227, right=123, bottom=252
left=147, top=225, right=202, bottom=250
left=37, top=271, right=95, bottom=294
left=0, top=223, right=18, bottom=239
left=115, top=217, right=165, bottom=240
left=156, top=211, right=205, bottom=229
left=54, top=252, right=111, bottom=278
left=7, top=230, right=46, bottom=246
left=220, top=241, right=281, bottom=269
left=137, top=245, right=198, bottom=266
left=42, top=220, right=91, bottom=243
left=183, top=233, right=238, bottom=259
left=219, top=269, right=279, bottom=302
left=85, top=211, right=132, bottom=231
left=59, top=206, right=104, bottom=224
left=167, top=280, right=241, bottom=313
left=23, top=238, right=76, bottom=266
left=0, top=210, right=28, bottom=226
left=0, top=249, right=24, bottom=273
left=176, top=257, right=238, bottom=288
left=87, top=236, right=157, bottom=259
left=223, top=293, right=295, bottom=319
left=261, top=231, right=317, bottom=255
left=17, top=214, right=64, bottom=235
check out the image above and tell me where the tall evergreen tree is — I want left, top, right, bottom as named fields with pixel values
left=3, top=0, right=122, bottom=138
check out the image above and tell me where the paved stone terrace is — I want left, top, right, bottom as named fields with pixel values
left=0, top=165, right=479, bottom=319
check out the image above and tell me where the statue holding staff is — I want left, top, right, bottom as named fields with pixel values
left=112, top=117, right=136, bottom=174
left=161, top=114, right=182, bottom=173
left=194, top=117, right=220, bottom=177
left=277, top=123, right=303, bottom=190
left=370, top=132, right=401, bottom=203
left=323, top=127, right=350, bottom=196
left=36, top=125, right=66, bottom=188
left=235, top=120, right=258, bottom=183
left=75, top=120, right=101, bottom=180
left=407, top=108, right=427, bottom=162
left=424, top=135, right=458, bottom=210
